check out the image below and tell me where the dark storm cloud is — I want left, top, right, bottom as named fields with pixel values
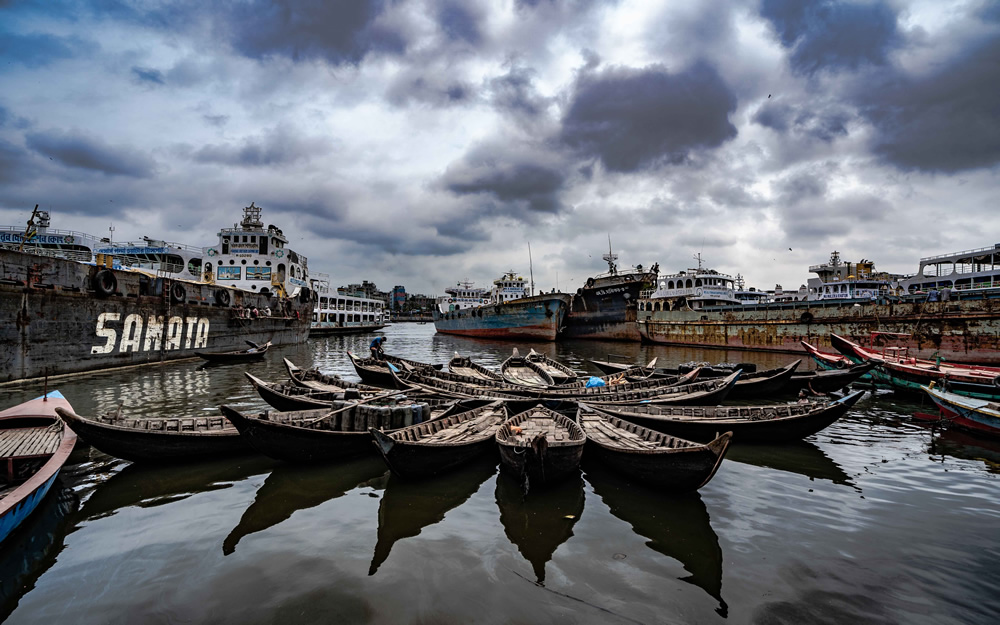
left=0, top=138, right=33, bottom=183
left=222, top=0, right=406, bottom=65
left=131, top=66, right=165, bottom=85
left=760, top=0, right=901, bottom=75
left=25, top=130, right=155, bottom=178
left=385, top=71, right=474, bottom=107
left=436, top=0, right=483, bottom=45
left=855, top=35, right=1000, bottom=173
left=192, top=127, right=333, bottom=168
left=487, top=64, right=550, bottom=121
left=753, top=100, right=850, bottom=142
left=0, top=30, right=97, bottom=68
left=559, top=61, right=738, bottom=172
left=442, top=143, right=567, bottom=214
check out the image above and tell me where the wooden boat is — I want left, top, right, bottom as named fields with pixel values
left=577, top=405, right=731, bottom=492
left=447, top=354, right=504, bottom=381
left=55, top=407, right=249, bottom=462
left=495, top=404, right=585, bottom=487
left=922, top=384, right=1000, bottom=438
left=589, top=357, right=747, bottom=379
left=500, top=348, right=554, bottom=387
left=346, top=351, right=441, bottom=388
left=195, top=341, right=270, bottom=363
left=1, top=391, right=77, bottom=545
left=396, top=368, right=741, bottom=406
left=370, top=401, right=507, bottom=479
left=284, top=358, right=419, bottom=395
left=785, top=361, right=879, bottom=395
left=726, top=360, right=801, bottom=399
left=246, top=372, right=394, bottom=411
left=526, top=349, right=576, bottom=384
left=831, top=333, right=1000, bottom=399
left=801, top=340, right=855, bottom=369
left=221, top=400, right=450, bottom=463
left=587, top=390, right=866, bottom=443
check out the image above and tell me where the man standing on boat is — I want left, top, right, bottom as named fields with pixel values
left=370, top=336, right=387, bottom=360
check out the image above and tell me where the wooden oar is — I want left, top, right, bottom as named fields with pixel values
left=301, top=390, right=410, bottom=427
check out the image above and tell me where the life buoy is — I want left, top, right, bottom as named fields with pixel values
left=216, top=288, right=230, bottom=306
left=835, top=359, right=847, bottom=369
left=586, top=278, right=595, bottom=287
left=93, top=269, right=117, bottom=297
left=800, top=312, right=814, bottom=324
left=170, top=282, right=186, bottom=304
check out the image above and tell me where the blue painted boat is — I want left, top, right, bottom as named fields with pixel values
left=0, top=390, right=77, bottom=545
left=923, top=384, right=1000, bottom=438
left=434, top=293, right=571, bottom=341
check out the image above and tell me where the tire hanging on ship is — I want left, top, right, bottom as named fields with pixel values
left=93, top=269, right=117, bottom=297
left=170, top=282, right=186, bottom=304
left=216, top=288, right=231, bottom=307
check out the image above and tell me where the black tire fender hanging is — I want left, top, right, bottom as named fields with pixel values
left=216, top=288, right=231, bottom=307
left=94, top=269, right=117, bottom=297
left=170, top=282, right=186, bottom=304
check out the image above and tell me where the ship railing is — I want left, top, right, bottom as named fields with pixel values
left=919, top=244, right=1000, bottom=263
left=0, top=225, right=99, bottom=239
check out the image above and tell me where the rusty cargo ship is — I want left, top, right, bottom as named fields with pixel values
left=1, top=204, right=313, bottom=384
left=434, top=271, right=571, bottom=341
left=637, top=247, right=1000, bottom=363
left=561, top=249, right=658, bottom=342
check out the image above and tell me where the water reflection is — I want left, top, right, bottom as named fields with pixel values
left=725, top=441, right=856, bottom=487
left=495, top=472, right=585, bottom=585
left=79, top=456, right=277, bottom=521
left=918, top=422, right=1000, bottom=474
left=369, top=457, right=497, bottom=575
left=584, top=461, right=727, bottom=616
left=0, top=483, right=78, bottom=621
left=225, top=457, right=388, bottom=555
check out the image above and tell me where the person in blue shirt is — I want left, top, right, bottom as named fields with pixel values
left=370, top=336, right=387, bottom=360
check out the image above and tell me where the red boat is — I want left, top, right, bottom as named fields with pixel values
left=830, top=333, right=1000, bottom=399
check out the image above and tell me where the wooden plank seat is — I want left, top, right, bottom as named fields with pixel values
left=0, top=425, right=63, bottom=459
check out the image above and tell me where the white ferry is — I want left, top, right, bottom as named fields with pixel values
left=641, top=255, right=743, bottom=311
left=0, top=206, right=205, bottom=281
left=805, top=251, right=900, bottom=301
left=309, top=273, right=387, bottom=336
left=899, top=244, right=1000, bottom=294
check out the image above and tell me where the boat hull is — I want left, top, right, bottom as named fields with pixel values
left=638, top=294, right=1000, bottom=363
left=310, top=323, right=385, bottom=336
left=433, top=294, right=569, bottom=341
left=1, top=249, right=312, bottom=384
left=563, top=271, right=656, bottom=341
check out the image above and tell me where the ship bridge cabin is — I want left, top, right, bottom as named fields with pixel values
left=640, top=264, right=742, bottom=311
left=900, top=244, right=1000, bottom=294
left=441, top=280, right=489, bottom=312
left=806, top=251, right=900, bottom=301
left=310, top=273, right=386, bottom=327
left=206, top=203, right=309, bottom=298
left=491, top=271, right=528, bottom=303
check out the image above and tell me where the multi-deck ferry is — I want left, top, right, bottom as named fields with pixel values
left=309, top=273, right=387, bottom=336
left=434, top=271, right=570, bottom=341
left=0, top=203, right=313, bottom=384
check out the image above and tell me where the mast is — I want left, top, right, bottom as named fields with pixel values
left=527, top=241, right=535, bottom=297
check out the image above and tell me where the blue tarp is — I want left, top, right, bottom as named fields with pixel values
left=585, top=376, right=606, bottom=388
left=387, top=363, right=400, bottom=373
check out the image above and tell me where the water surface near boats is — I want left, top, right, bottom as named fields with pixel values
left=1, top=324, right=998, bottom=624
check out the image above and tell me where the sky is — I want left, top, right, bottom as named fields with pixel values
left=1, top=0, right=998, bottom=296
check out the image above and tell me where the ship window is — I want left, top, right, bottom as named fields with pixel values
left=229, top=259, right=235, bottom=265
left=266, top=261, right=272, bottom=266
left=241, top=259, right=247, bottom=265
left=686, top=279, right=692, bottom=288
left=695, top=279, right=702, bottom=287
left=222, top=237, right=230, bottom=255
left=259, top=236, right=268, bottom=255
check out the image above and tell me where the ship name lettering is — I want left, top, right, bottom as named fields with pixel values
left=595, top=286, right=627, bottom=296
left=91, top=313, right=210, bottom=354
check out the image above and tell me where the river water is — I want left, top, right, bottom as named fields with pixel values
left=1, top=323, right=998, bottom=624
